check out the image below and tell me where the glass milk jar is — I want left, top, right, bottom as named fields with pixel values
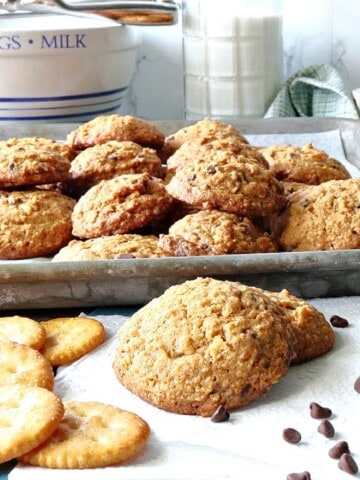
left=182, top=0, right=283, bottom=120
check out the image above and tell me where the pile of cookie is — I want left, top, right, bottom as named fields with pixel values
left=0, top=114, right=358, bottom=260
left=112, top=277, right=335, bottom=417
left=0, top=315, right=150, bottom=468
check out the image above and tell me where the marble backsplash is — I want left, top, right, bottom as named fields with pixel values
left=120, top=0, right=360, bottom=121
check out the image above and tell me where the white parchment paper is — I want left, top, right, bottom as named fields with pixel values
left=10, top=297, right=360, bottom=480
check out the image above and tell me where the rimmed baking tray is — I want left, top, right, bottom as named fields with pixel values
left=1, top=117, right=360, bottom=309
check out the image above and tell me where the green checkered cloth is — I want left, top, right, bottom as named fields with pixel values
left=264, top=64, right=360, bottom=119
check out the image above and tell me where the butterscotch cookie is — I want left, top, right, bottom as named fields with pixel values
left=165, top=152, right=285, bottom=217
left=53, top=234, right=171, bottom=261
left=158, top=210, right=278, bottom=256
left=160, top=119, right=249, bottom=161
left=271, top=178, right=360, bottom=251
left=260, top=143, right=351, bottom=184
left=66, top=114, right=165, bottom=151
left=19, top=401, right=150, bottom=468
left=68, top=140, right=163, bottom=195
left=0, top=142, right=71, bottom=188
left=113, top=277, right=294, bottom=417
left=0, top=189, right=75, bottom=259
left=0, top=340, right=54, bottom=390
left=40, top=316, right=105, bottom=366
left=0, top=315, right=46, bottom=350
left=167, top=136, right=268, bottom=171
left=0, top=385, right=64, bottom=464
left=263, top=289, right=335, bottom=364
left=72, top=173, right=173, bottom=239
left=3, top=136, right=76, bottom=161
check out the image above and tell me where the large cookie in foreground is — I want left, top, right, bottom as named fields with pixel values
left=113, top=277, right=294, bottom=417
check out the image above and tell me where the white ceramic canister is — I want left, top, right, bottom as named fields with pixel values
left=0, top=10, right=141, bottom=122
left=182, top=0, right=283, bottom=120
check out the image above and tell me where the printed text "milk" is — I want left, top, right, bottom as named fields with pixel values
left=41, top=34, right=87, bottom=49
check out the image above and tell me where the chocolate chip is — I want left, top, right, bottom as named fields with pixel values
left=309, top=402, right=332, bottom=419
left=329, top=440, right=350, bottom=459
left=282, top=427, right=301, bottom=444
left=338, top=453, right=359, bottom=475
left=299, top=198, right=309, bottom=207
left=286, top=471, right=311, bottom=480
left=246, top=330, right=257, bottom=339
left=115, top=253, right=135, bottom=259
left=354, top=376, right=360, bottom=393
left=317, top=419, right=335, bottom=438
left=330, top=315, right=349, bottom=328
left=210, top=405, right=230, bottom=423
left=240, top=384, right=251, bottom=397
left=205, top=165, right=216, bottom=175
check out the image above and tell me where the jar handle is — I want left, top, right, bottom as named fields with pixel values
left=53, top=0, right=180, bottom=26
left=2, top=0, right=180, bottom=25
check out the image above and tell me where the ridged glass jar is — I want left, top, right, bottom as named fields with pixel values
left=182, top=0, right=284, bottom=120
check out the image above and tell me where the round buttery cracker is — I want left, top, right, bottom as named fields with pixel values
left=0, top=315, right=46, bottom=350
left=40, top=317, right=105, bottom=366
left=19, top=401, right=150, bottom=469
left=113, top=277, right=294, bottom=417
left=0, top=340, right=54, bottom=390
left=0, top=385, right=64, bottom=463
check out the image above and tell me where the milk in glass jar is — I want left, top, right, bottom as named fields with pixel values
left=182, top=0, right=283, bottom=120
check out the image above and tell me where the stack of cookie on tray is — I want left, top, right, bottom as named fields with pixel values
left=0, top=113, right=358, bottom=261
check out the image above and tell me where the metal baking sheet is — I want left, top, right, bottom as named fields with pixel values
left=1, top=117, right=360, bottom=310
